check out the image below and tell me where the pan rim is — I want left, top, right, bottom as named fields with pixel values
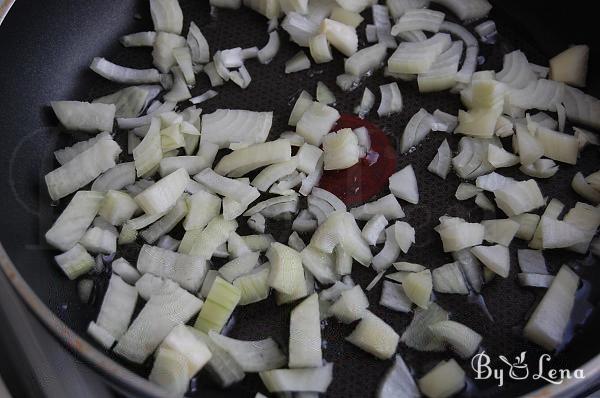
left=0, top=243, right=166, bottom=398
left=1, top=242, right=599, bottom=396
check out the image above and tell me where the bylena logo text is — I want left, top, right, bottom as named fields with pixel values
left=471, top=351, right=585, bottom=387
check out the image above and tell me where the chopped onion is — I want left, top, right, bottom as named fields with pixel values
left=188, top=216, right=238, bottom=259
left=330, top=6, right=364, bottom=27
left=403, top=269, right=433, bottom=309
left=549, top=45, right=589, bottom=88
left=345, top=43, right=387, bottom=77
left=329, top=285, right=369, bottom=323
left=388, top=33, right=451, bottom=74
left=209, top=331, right=286, bottom=372
left=114, top=282, right=202, bottom=364
left=391, top=9, right=445, bottom=35
left=288, top=293, right=322, bottom=367
left=300, top=246, right=338, bottom=284
left=336, top=73, right=361, bottom=92
left=87, top=321, right=115, bottom=349
left=309, top=33, right=333, bottom=64
left=471, top=244, right=510, bottom=278
left=285, top=51, right=311, bottom=73
left=377, top=82, right=403, bottom=117
left=497, top=50, right=537, bottom=89
left=121, top=31, right=157, bottom=47
left=94, top=274, right=137, bottom=340
left=572, top=172, right=600, bottom=204
left=216, top=139, right=291, bottom=176
left=354, top=88, right=375, bottom=118
left=452, top=249, right=483, bottom=293
left=430, top=0, right=491, bottom=21
left=54, top=244, right=95, bottom=280
left=372, top=4, right=397, bottom=49
left=346, top=311, right=399, bottom=359
left=482, top=219, right=519, bottom=246
left=319, top=18, right=358, bottom=57
left=377, top=354, right=420, bottom=398
left=316, top=81, right=336, bottom=105
left=90, top=57, right=161, bottom=84
left=282, top=12, right=319, bottom=47
left=380, top=281, right=412, bottom=313
left=428, top=139, right=452, bottom=179
left=494, top=179, right=544, bottom=217
left=400, top=108, right=435, bottom=153
left=150, top=0, right=183, bottom=34
left=524, top=265, right=579, bottom=350
left=518, top=273, right=554, bottom=288
left=201, top=109, right=273, bottom=148
left=435, top=216, right=484, bottom=252
left=51, top=101, right=115, bottom=133
left=540, top=216, right=588, bottom=249
left=455, top=183, right=481, bottom=200
left=296, top=101, right=340, bottom=146
left=267, top=242, right=307, bottom=296
left=351, top=194, right=405, bottom=220
left=519, top=158, right=559, bottom=179
left=323, top=128, right=360, bottom=170
left=400, top=302, right=448, bottom=351
left=432, top=262, right=469, bottom=294
left=259, top=364, right=333, bottom=393
left=418, top=359, right=466, bottom=398
left=194, top=276, right=241, bottom=333
left=517, top=249, right=547, bottom=274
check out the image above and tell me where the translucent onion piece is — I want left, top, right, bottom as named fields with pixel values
left=54, top=244, right=95, bottom=280
left=487, top=144, right=519, bottom=168
left=267, top=242, right=307, bottom=296
left=297, top=102, right=340, bottom=146
left=189, top=216, right=238, bottom=259
left=418, top=359, right=466, bottom=398
left=345, top=43, right=387, bottom=77
left=455, top=183, right=481, bottom=200
left=152, top=32, right=186, bottom=73
left=195, top=168, right=260, bottom=205
left=319, top=18, right=358, bottom=57
left=549, top=45, right=589, bottom=88
left=112, top=258, right=142, bottom=284
left=309, top=33, right=333, bottom=64
left=372, top=5, right=397, bottom=49
left=87, top=321, right=116, bottom=349
left=209, top=331, right=286, bottom=372
left=346, top=311, right=399, bottom=359
left=497, top=50, right=537, bottom=89
left=452, top=249, right=483, bottom=293
left=517, top=249, right=547, bottom=274
left=475, top=172, right=515, bottom=192
left=329, top=285, right=369, bottom=323
left=234, top=266, right=270, bottom=305
left=150, top=0, right=183, bottom=34
left=380, top=281, right=412, bottom=313
left=563, top=202, right=600, bottom=253
left=316, top=81, right=336, bottom=105
left=51, top=100, right=115, bottom=133
left=377, top=82, right=404, bottom=117
left=430, top=320, right=482, bottom=358
left=494, top=179, right=545, bottom=217
left=388, top=33, right=451, bottom=74
left=482, top=219, right=519, bottom=246
left=432, top=262, right=469, bottom=294
left=259, top=364, right=333, bottom=393
left=330, top=6, right=364, bottom=27
left=571, top=172, right=600, bottom=204
left=527, top=121, right=578, bottom=165
left=435, top=216, right=484, bottom=252
left=574, top=127, right=600, bottom=150
left=289, top=294, right=322, bottom=368
left=403, top=269, right=433, bottom=309
left=401, top=302, right=448, bottom=351
left=288, top=231, right=306, bottom=252
left=475, top=192, right=495, bottom=212
left=194, top=276, right=240, bottom=333
left=92, top=162, right=136, bottom=193
left=323, top=128, right=360, bottom=170
left=289, top=90, right=314, bottom=127
left=244, top=195, right=298, bottom=217
left=90, top=57, right=161, bottom=84
left=471, top=244, right=510, bottom=278
left=353, top=88, right=375, bottom=119
left=218, top=252, right=260, bottom=283
left=540, top=216, right=588, bottom=249
left=114, top=283, right=203, bottom=364
left=519, top=159, right=559, bottom=179
left=400, top=108, right=434, bottom=153
left=203, top=62, right=224, bottom=86
left=430, top=0, right=491, bottom=21
left=285, top=51, right=311, bottom=73
left=121, top=31, right=157, bottom=47
left=336, top=73, right=361, bottom=92
left=95, top=274, right=137, bottom=340
left=524, top=265, right=579, bottom=350
left=428, top=139, right=452, bottom=179
left=518, top=273, right=554, bottom=288
left=391, top=9, right=445, bottom=35
left=300, top=246, right=339, bottom=284
left=351, top=194, right=405, bottom=220
left=282, top=12, right=319, bottom=47
left=377, top=354, right=420, bottom=398
left=201, top=109, right=273, bottom=148
left=216, top=139, right=291, bottom=176
left=389, top=164, right=419, bottom=204
left=134, top=168, right=189, bottom=215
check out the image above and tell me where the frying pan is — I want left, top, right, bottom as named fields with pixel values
left=0, top=0, right=599, bottom=397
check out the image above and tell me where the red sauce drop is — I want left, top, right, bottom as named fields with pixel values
left=318, top=114, right=397, bottom=207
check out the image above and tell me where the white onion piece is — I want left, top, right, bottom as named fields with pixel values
left=365, top=24, right=378, bottom=43
left=528, top=198, right=564, bottom=250
left=300, top=246, right=339, bottom=284
left=401, top=302, right=448, bottom=351
left=157, top=235, right=180, bottom=251
left=185, top=22, right=209, bottom=64
left=519, top=158, right=559, bottom=179
left=203, top=62, right=224, bottom=87
left=475, top=192, right=495, bottom=212
left=430, top=320, right=482, bottom=359
left=216, top=139, right=291, bottom=176
left=244, top=195, right=298, bottom=217
left=372, top=4, right=397, bottom=49
left=150, top=0, right=183, bottom=34
left=114, top=282, right=202, bottom=364
left=574, top=127, right=600, bottom=150
left=257, top=31, right=280, bottom=64
left=563, top=202, right=600, bottom=253
left=377, top=354, right=420, bottom=398
left=511, top=213, right=540, bottom=241
left=190, top=90, right=218, bottom=105
left=288, top=90, right=313, bottom=127
left=54, top=132, right=112, bottom=165
left=391, top=9, right=444, bottom=35
left=311, top=187, right=346, bottom=212
left=329, top=285, right=369, bottom=323
left=518, top=273, right=554, bottom=288
left=208, top=331, right=285, bottom=373
left=354, top=87, right=375, bottom=118
left=549, top=45, right=589, bottom=88
left=389, top=164, right=419, bottom=204
left=527, top=120, right=578, bottom=165
left=432, top=262, right=468, bottom=294
left=432, top=110, right=458, bottom=132
left=388, top=33, right=451, bottom=74
left=400, top=108, right=434, bottom=153
left=517, top=249, right=547, bottom=274
left=378, top=82, right=403, bottom=117
left=201, top=109, right=272, bottom=148
left=380, top=281, right=412, bottom=313
left=345, top=43, right=387, bottom=77
left=418, top=40, right=462, bottom=93
left=572, top=172, right=600, bottom=204
left=164, top=66, right=191, bottom=103
left=471, top=244, right=509, bottom=278
left=323, top=128, right=360, bottom=170
left=259, top=364, right=333, bottom=394
left=439, top=22, right=477, bottom=83
left=524, top=265, right=579, bottom=350
left=184, top=191, right=221, bottom=231
left=296, top=102, right=340, bottom=146
left=51, top=101, right=115, bottom=133
left=152, top=32, right=186, bottom=73
left=562, top=85, right=600, bottom=129
left=497, top=50, right=537, bottom=89
left=540, top=216, right=588, bottom=249
left=346, top=311, right=399, bottom=359
left=430, top=0, right=491, bottom=21
left=94, top=274, right=137, bottom=340
left=351, top=194, right=405, bottom=220
left=282, top=12, right=319, bottom=47
left=428, top=139, right=451, bottom=179
left=455, top=183, right=481, bottom=200
left=45, top=140, right=121, bottom=201
left=419, top=359, right=466, bottom=398
left=475, top=20, right=497, bottom=43
left=319, top=18, right=358, bottom=57
left=482, top=218, right=519, bottom=246
left=93, top=85, right=159, bottom=119
left=309, top=33, right=333, bottom=64
left=330, top=6, right=364, bottom=27
left=487, top=144, right=518, bottom=168
left=299, top=154, right=324, bottom=196
left=120, top=31, right=156, bottom=47
left=316, top=81, right=336, bottom=105
left=90, top=57, right=161, bottom=84
left=373, top=226, right=401, bottom=272
left=435, top=216, right=484, bottom=252
left=475, top=172, right=515, bottom=192
left=494, top=179, right=544, bottom=217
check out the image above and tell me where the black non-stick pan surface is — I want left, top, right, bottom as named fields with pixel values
left=1, top=1, right=599, bottom=397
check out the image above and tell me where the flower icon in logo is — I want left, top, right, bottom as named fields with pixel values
left=499, top=352, right=529, bottom=380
